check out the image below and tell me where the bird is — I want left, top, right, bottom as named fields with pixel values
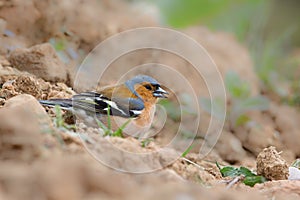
left=39, top=75, right=168, bottom=137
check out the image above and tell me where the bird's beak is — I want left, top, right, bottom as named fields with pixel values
left=153, top=86, right=169, bottom=98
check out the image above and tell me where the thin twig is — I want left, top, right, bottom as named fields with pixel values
left=181, top=157, right=205, bottom=171
left=226, top=176, right=243, bottom=189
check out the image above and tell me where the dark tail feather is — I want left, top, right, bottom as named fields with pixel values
left=39, top=99, right=73, bottom=110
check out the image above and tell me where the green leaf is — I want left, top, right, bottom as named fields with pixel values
left=54, top=105, right=64, bottom=128
left=235, top=114, right=250, bottom=126
left=216, top=162, right=222, bottom=170
left=236, top=96, right=270, bottom=112
left=95, top=108, right=130, bottom=138
left=243, top=176, right=267, bottom=187
left=106, top=105, right=112, bottom=131
left=181, top=144, right=194, bottom=157
left=95, top=117, right=110, bottom=135
left=225, top=71, right=251, bottom=99
left=217, top=164, right=268, bottom=187
left=49, top=38, right=66, bottom=51
left=220, top=166, right=240, bottom=177
left=112, top=119, right=131, bottom=137
left=141, top=138, right=154, bottom=148
left=239, top=166, right=256, bottom=177
left=53, top=105, right=76, bottom=131
left=220, top=166, right=256, bottom=177
left=231, top=96, right=270, bottom=127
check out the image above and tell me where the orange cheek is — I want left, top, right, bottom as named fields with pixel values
left=135, top=87, right=157, bottom=103
left=133, top=87, right=158, bottom=127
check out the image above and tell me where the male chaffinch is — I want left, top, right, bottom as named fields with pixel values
left=39, top=75, right=168, bottom=137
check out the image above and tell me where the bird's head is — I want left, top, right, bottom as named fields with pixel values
left=125, top=75, right=168, bottom=101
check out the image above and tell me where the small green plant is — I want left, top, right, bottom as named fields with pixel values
left=201, top=71, right=269, bottom=127
left=49, top=37, right=82, bottom=64
left=225, top=71, right=269, bottom=127
left=49, top=38, right=67, bottom=51
left=180, top=144, right=205, bottom=171
left=95, top=106, right=131, bottom=137
left=216, top=162, right=267, bottom=187
left=285, top=78, right=300, bottom=106
left=252, top=28, right=297, bottom=98
left=181, top=144, right=194, bottom=157
left=54, top=105, right=76, bottom=131
left=140, top=138, right=154, bottom=147
left=43, top=105, right=77, bottom=147
left=47, top=106, right=94, bottom=146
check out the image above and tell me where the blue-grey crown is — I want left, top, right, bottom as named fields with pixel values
left=125, top=75, right=160, bottom=98
left=129, top=75, right=159, bottom=85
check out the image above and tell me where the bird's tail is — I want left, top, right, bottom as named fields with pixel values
left=39, top=99, right=73, bottom=110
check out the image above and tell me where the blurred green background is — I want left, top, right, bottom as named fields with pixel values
left=132, top=0, right=300, bottom=106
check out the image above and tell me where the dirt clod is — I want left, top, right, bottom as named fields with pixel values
left=270, top=104, right=300, bottom=155
left=14, top=75, right=43, bottom=98
left=256, top=146, right=289, bottom=180
left=0, top=94, right=52, bottom=161
left=8, top=43, right=68, bottom=83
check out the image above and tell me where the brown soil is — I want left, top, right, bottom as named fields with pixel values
left=0, top=0, right=299, bottom=199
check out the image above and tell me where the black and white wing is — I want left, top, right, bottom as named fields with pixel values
left=39, top=91, right=144, bottom=118
left=73, top=92, right=145, bottom=118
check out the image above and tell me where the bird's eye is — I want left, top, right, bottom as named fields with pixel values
left=144, top=84, right=152, bottom=90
